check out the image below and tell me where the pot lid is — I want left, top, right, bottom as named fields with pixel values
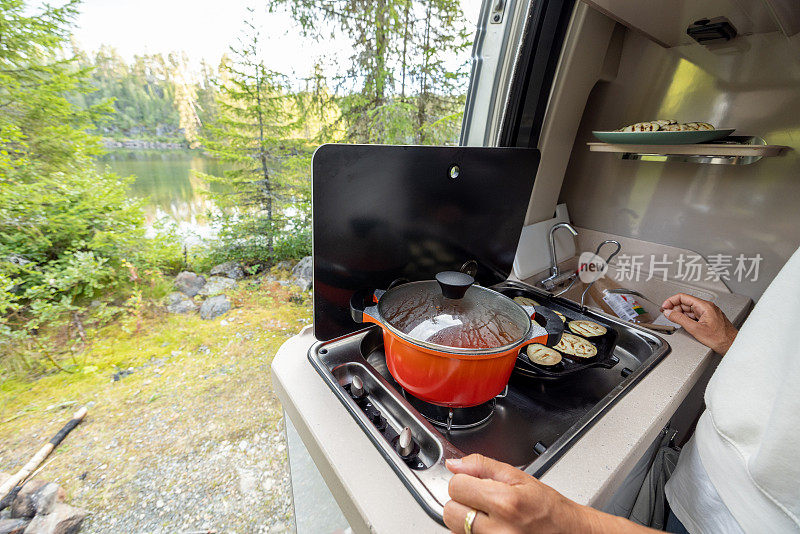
left=311, top=144, right=540, bottom=341
left=378, top=272, right=531, bottom=352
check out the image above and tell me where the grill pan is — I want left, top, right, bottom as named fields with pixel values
left=493, top=285, right=621, bottom=379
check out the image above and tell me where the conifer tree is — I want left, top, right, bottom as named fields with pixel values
left=267, top=0, right=470, bottom=145
left=197, top=14, right=306, bottom=265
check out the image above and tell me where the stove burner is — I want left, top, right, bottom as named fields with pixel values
left=403, top=392, right=495, bottom=430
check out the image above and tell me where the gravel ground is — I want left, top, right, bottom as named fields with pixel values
left=1, top=285, right=310, bottom=534
left=2, top=380, right=295, bottom=534
left=79, top=426, right=293, bottom=534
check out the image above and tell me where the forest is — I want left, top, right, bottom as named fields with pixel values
left=75, top=1, right=471, bottom=147
left=0, top=0, right=473, bottom=376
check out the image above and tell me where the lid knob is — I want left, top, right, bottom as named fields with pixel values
left=435, top=271, right=474, bottom=299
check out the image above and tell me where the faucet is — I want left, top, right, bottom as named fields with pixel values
left=540, top=222, right=578, bottom=290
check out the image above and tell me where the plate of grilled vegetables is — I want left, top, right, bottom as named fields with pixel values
left=593, top=120, right=734, bottom=145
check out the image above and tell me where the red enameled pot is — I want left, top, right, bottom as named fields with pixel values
left=350, top=272, right=564, bottom=407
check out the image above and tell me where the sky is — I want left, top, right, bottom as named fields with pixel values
left=53, top=0, right=484, bottom=80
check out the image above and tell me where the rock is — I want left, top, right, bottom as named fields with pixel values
left=0, top=518, right=29, bottom=534
left=267, top=523, right=291, bottom=534
left=174, top=271, right=206, bottom=297
left=165, top=292, right=197, bottom=314
left=30, top=483, right=65, bottom=516
left=290, top=256, right=312, bottom=291
left=5, top=254, right=33, bottom=267
left=199, top=295, right=231, bottom=320
left=10, top=480, right=47, bottom=518
left=22, top=503, right=86, bottom=534
left=209, top=261, right=245, bottom=280
left=262, top=275, right=290, bottom=287
left=4, top=255, right=36, bottom=292
left=10, top=482, right=65, bottom=519
left=111, top=368, right=134, bottom=381
left=197, top=276, right=238, bottom=297
left=236, top=468, right=256, bottom=495
left=273, top=260, right=293, bottom=271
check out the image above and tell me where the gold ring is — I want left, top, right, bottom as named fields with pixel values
left=465, top=509, right=477, bottom=534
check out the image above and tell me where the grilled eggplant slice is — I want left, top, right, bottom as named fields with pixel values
left=685, top=121, right=715, bottom=131
left=526, top=344, right=562, bottom=366
left=568, top=320, right=607, bottom=337
left=554, top=333, right=598, bottom=358
left=514, top=296, right=539, bottom=307
left=631, top=122, right=659, bottom=132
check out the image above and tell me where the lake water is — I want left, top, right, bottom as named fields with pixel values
left=98, top=150, right=229, bottom=245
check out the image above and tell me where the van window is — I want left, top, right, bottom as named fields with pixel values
left=265, top=0, right=483, bottom=146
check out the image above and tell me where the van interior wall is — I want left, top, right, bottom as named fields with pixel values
left=558, top=28, right=800, bottom=300
left=521, top=3, right=616, bottom=225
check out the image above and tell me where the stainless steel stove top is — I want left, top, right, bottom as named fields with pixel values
left=308, top=284, right=670, bottom=524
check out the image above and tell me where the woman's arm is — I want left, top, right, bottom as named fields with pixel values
left=444, top=454, right=662, bottom=534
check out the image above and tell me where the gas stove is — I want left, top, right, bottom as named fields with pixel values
left=308, top=281, right=669, bottom=522
left=308, top=144, right=669, bottom=522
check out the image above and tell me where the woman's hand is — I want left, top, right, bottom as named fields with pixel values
left=443, top=454, right=583, bottom=534
left=443, top=454, right=656, bottom=534
left=661, top=293, right=738, bottom=355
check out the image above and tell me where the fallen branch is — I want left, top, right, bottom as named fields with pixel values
left=43, top=351, right=75, bottom=373
left=28, top=456, right=56, bottom=481
left=45, top=400, right=78, bottom=412
left=0, top=412, right=26, bottom=425
left=71, top=312, right=87, bottom=343
left=0, top=406, right=88, bottom=510
left=0, top=406, right=39, bottom=425
left=32, top=338, right=75, bottom=374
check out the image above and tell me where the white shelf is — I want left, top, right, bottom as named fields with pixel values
left=587, top=142, right=787, bottom=157
left=587, top=136, right=789, bottom=165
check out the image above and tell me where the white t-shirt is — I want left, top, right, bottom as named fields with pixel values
left=665, top=435, right=743, bottom=533
left=665, top=246, right=800, bottom=533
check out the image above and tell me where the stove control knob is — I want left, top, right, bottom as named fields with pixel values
left=368, top=409, right=387, bottom=431
left=397, top=427, right=414, bottom=457
left=350, top=375, right=366, bottom=399
left=369, top=409, right=381, bottom=424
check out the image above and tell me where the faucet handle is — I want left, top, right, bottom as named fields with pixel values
left=593, top=240, right=621, bottom=263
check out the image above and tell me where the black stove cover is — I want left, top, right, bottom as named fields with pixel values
left=312, top=144, right=540, bottom=341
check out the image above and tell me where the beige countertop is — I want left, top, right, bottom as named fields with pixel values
left=272, top=326, right=446, bottom=533
left=271, top=239, right=753, bottom=533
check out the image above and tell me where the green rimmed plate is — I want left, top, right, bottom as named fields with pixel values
left=592, top=129, right=735, bottom=145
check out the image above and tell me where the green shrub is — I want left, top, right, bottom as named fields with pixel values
left=0, top=0, right=182, bottom=375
